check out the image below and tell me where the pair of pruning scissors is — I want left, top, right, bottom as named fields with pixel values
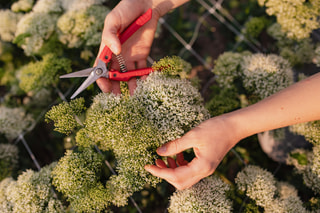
left=60, top=9, right=154, bottom=99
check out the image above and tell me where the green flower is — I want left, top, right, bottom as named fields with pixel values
left=19, top=54, right=72, bottom=92
left=45, top=98, right=86, bottom=135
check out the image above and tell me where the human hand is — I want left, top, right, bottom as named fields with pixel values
left=95, top=0, right=161, bottom=95
left=145, top=116, right=240, bottom=190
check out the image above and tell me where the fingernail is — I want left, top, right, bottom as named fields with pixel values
left=110, top=44, right=119, bottom=55
left=157, top=146, right=166, bottom=154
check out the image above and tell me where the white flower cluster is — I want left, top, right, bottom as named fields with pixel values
left=61, top=0, right=107, bottom=12
left=236, top=165, right=308, bottom=212
left=10, top=0, right=109, bottom=55
left=241, top=53, right=294, bottom=100
left=0, top=10, right=23, bottom=42
left=267, top=23, right=317, bottom=66
left=134, top=72, right=210, bottom=142
left=57, top=5, right=109, bottom=48
left=15, top=12, right=59, bottom=55
left=236, top=165, right=277, bottom=207
left=11, top=0, right=34, bottom=12
left=32, top=0, right=62, bottom=13
left=168, top=175, right=232, bottom=213
left=258, top=0, right=320, bottom=40
left=0, top=106, right=34, bottom=140
left=0, top=163, right=65, bottom=212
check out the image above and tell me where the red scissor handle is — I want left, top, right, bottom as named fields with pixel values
left=99, top=9, right=152, bottom=64
left=108, top=67, right=154, bottom=81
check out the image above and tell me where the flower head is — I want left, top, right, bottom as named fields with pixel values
left=241, top=53, right=293, bottom=100
left=0, top=106, right=34, bottom=140
left=0, top=10, right=23, bottom=42
left=168, top=175, right=232, bottom=213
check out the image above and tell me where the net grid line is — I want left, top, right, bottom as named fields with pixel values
left=9, top=0, right=288, bottom=211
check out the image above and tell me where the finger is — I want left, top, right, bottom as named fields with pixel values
left=110, top=80, right=121, bottom=95
left=176, top=153, right=188, bottom=166
left=145, top=158, right=208, bottom=190
left=128, top=77, right=137, bottom=96
left=167, top=157, right=177, bottom=169
left=157, top=137, right=194, bottom=157
left=136, top=60, right=147, bottom=69
left=96, top=77, right=112, bottom=93
left=155, top=159, right=167, bottom=168
left=102, top=15, right=121, bottom=55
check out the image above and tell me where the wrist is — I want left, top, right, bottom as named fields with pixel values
left=215, top=111, right=250, bottom=145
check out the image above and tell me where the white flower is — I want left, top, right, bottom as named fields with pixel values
left=260, top=0, right=320, bottom=40
left=0, top=10, right=23, bottom=42
left=168, top=175, right=232, bottom=213
left=33, top=0, right=63, bottom=13
left=236, top=165, right=277, bottom=207
left=57, top=5, right=109, bottom=48
left=241, top=53, right=294, bottom=100
left=15, top=12, right=58, bottom=55
left=61, top=0, right=107, bottom=11
left=0, top=106, right=34, bottom=140
left=11, top=0, right=34, bottom=12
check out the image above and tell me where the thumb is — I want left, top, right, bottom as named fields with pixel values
left=157, top=137, right=193, bottom=156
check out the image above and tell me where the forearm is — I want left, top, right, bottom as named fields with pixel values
left=147, top=0, right=191, bottom=16
left=226, top=72, right=320, bottom=141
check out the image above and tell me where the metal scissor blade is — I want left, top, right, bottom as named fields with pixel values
left=60, top=67, right=93, bottom=78
left=70, top=72, right=99, bottom=99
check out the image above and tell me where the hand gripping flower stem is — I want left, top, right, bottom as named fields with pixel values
left=145, top=72, right=320, bottom=190
left=60, top=9, right=154, bottom=99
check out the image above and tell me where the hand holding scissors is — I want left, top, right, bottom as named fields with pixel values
left=60, top=9, right=154, bottom=99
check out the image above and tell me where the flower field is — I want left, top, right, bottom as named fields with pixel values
left=0, top=0, right=320, bottom=212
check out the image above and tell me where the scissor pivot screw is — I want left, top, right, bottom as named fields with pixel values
left=95, top=68, right=103, bottom=75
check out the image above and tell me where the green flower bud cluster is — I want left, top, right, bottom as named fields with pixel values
left=0, top=163, right=66, bottom=213
left=152, top=55, right=192, bottom=79
left=45, top=98, right=86, bottom=135
left=49, top=65, right=210, bottom=210
left=236, top=165, right=308, bottom=212
left=18, top=54, right=72, bottom=93
left=241, top=16, right=270, bottom=39
left=51, top=148, right=109, bottom=212
left=168, top=175, right=232, bottom=213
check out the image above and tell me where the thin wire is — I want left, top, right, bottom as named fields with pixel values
left=196, top=0, right=261, bottom=53
left=159, top=17, right=212, bottom=70
left=18, top=134, right=41, bottom=171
